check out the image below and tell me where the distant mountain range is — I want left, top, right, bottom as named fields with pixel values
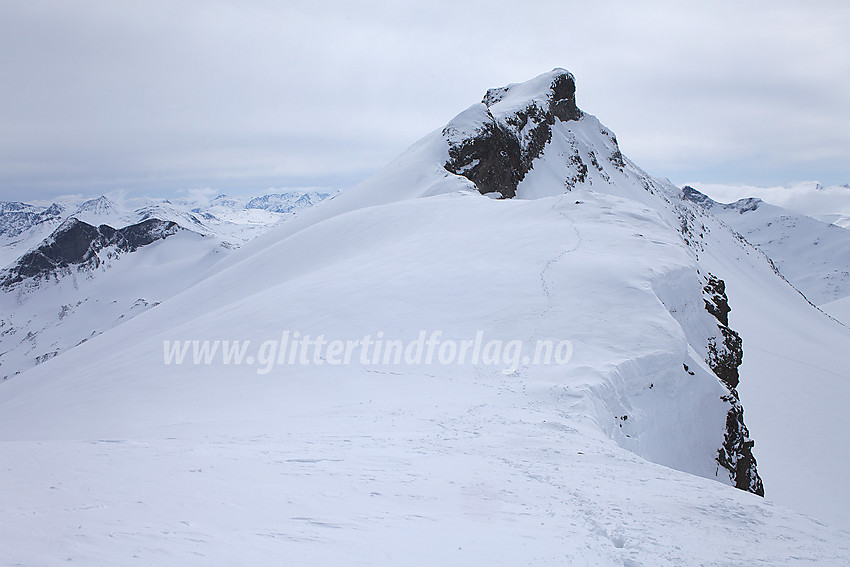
left=0, top=190, right=332, bottom=380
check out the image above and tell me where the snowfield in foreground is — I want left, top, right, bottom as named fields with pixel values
left=3, top=409, right=847, bottom=566
left=1, top=192, right=847, bottom=565
left=1, top=69, right=848, bottom=565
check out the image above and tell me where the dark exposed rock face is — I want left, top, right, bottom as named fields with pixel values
left=718, top=394, right=762, bottom=495
left=702, top=272, right=764, bottom=496
left=444, top=70, right=583, bottom=199
left=675, top=194, right=763, bottom=495
left=703, top=275, right=731, bottom=328
left=1, top=218, right=179, bottom=288
left=548, top=72, right=582, bottom=122
left=681, top=186, right=716, bottom=207
left=112, top=218, right=180, bottom=253
left=9, top=219, right=108, bottom=283
left=445, top=119, right=525, bottom=199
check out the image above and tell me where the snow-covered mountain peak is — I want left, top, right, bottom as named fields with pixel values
left=0, top=187, right=334, bottom=382
left=442, top=68, right=590, bottom=199
left=437, top=68, right=646, bottom=203
left=42, top=202, right=64, bottom=217
left=0, top=216, right=181, bottom=289
left=0, top=201, right=34, bottom=214
left=74, top=195, right=117, bottom=215
left=71, top=195, right=133, bottom=227
left=682, top=184, right=715, bottom=206
left=483, top=67, right=582, bottom=123
left=206, top=194, right=245, bottom=209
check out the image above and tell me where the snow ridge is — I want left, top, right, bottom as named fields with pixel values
left=0, top=69, right=848, bottom=564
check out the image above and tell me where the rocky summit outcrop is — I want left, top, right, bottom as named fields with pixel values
left=1, top=217, right=179, bottom=288
left=444, top=69, right=584, bottom=199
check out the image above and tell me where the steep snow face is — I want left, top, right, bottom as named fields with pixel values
left=671, top=185, right=850, bottom=522
left=683, top=186, right=850, bottom=307
left=680, top=191, right=850, bottom=530
left=0, top=69, right=848, bottom=563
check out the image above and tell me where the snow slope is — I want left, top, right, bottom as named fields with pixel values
left=0, top=69, right=848, bottom=564
left=690, top=181, right=850, bottom=228
left=683, top=188, right=850, bottom=307
left=2, top=193, right=846, bottom=565
left=676, top=193, right=850, bottom=531
left=0, top=229, right=227, bottom=379
left=822, top=295, right=850, bottom=326
left=0, top=191, right=331, bottom=379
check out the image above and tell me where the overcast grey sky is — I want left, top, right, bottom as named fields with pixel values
left=1, top=0, right=848, bottom=201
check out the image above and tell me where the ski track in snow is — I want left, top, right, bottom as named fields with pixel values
left=539, top=197, right=583, bottom=319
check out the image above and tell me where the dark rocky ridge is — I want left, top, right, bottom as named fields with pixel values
left=675, top=193, right=763, bottom=495
left=682, top=185, right=716, bottom=207
left=683, top=185, right=762, bottom=215
left=444, top=70, right=583, bottom=199
left=702, top=272, right=764, bottom=496
left=1, top=217, right=179, bottom=288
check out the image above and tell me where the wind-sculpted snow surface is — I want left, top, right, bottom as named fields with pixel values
left=0, top=69, right=848, bottom=563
